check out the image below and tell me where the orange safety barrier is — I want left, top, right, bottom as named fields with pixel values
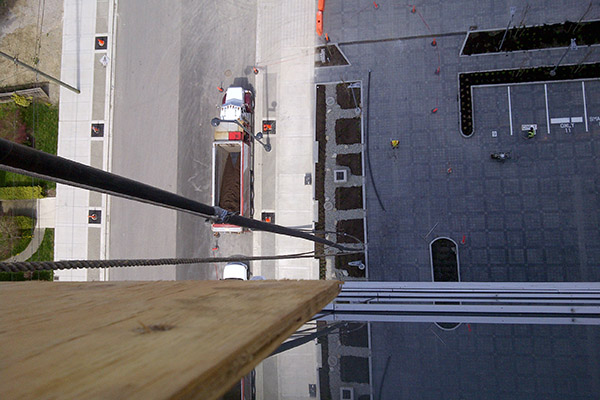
left=318, top=0, right=325, bottom=12
left=316, top=11, right=323, bottom=36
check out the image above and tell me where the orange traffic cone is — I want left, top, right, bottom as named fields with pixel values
left=217, top=86, right=224, bottom=92
left=411, top=6, right=416, bottom=13
left=431, top=39, right=437, bottom=46
left=432, top=107, right=438, bottom=113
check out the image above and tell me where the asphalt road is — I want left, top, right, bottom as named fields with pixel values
left=109, top=0, right=256, bottom=280
left=175, top=0, right=257, bottom=280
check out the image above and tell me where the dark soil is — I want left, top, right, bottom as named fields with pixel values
left=0, top=0, right=19, bottom=23
left=336, top=153, right=362, bottom=176
left=340, top=356, right=369, bottom=384
left=0, top=103, right=32, bottom=146
left=315, top=44, right=349, bottom=67
left=460, top=62, right=600, bottom=136
left=335, top=186, right=363, bottom=210
left=336, top=83, right=361, bottom=109
left=340, top=323, right=368, bottom=347
left=315, top=85, right=327, bottom=279
left=317, top=321, right=332, bottom=399
left=335, top=117, right=361, bottom=144
left=431, top=238, right=459, bottom=282
left=335, top=253, right=366, bottom=278
left=436, top=322, right=460, bottom=330
left=336, top=218, right=364, bottom=244
left=462, top=20, right=600, bottom=55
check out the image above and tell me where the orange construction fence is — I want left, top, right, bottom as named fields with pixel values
left=316, top=11, right=323, bottom=36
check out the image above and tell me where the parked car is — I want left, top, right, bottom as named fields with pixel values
left=222, top=262, right=250, bottom=280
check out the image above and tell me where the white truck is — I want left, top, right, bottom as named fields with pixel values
left=211, top=87, right=254, bottom=233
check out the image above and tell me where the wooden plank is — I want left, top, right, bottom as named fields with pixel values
left=0, top=280, right=341, bottom=399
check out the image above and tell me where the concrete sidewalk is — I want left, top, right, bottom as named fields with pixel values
left=253, top=0, right=319, bottom=281
left=54, top=0, right=115, bottom=282
left=253, top=2, right=321, bottom=399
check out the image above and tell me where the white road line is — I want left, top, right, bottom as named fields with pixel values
left=544, top=84, right=550, bottom=134
left=571, top=117, right=583, bottom=123
left=551, top=117, right=570, bottom=124
left=582, top=81, right=589, bottom=132
left=508, top=86, right=513, bottom=135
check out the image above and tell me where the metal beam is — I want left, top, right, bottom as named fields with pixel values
left=316, top=282, right=600, bottom=325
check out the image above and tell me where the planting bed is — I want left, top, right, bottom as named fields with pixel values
left=336, top=219, right=364, bottom=244
left=336, top=83, right=361, bottom=109
left=336, top=153, right=362, bottom=176
left=462, top=20, right=600, bottom=56
left=315, top=44, right=349, bottom=67
left=315, top=82, right=366, bottom=279
left=335, top=117, right=361, bottom=144
left=431, top=238, right=459, bottom=282
left=335, top=186, right=363, bottom=210
left=334, top=253, right=366, bottom=278
left=315, top=85, right=327, bottom=278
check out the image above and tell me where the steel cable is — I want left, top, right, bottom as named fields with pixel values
left=0, top=250, right=365, bottom=273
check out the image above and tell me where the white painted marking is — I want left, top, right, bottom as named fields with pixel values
left=521, top=124, right=537, bottom=131
left=560, top=123, right=573, bottom=133
left=507, top=86, right=513, bottom=135
left=582, top=81, right=589, bottom=132
left=570, top=117, right=583, bottom=123
left=544, top=84, right=550, bottom=134
left=491, top=130, right=498, bottom=137
left=551, top=117, right=570, bottom=124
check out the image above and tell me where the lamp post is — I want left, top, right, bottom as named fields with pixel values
left=211, top=118, right=271, bottom=152
left=497, top=6, right=517, bottom=51
left=549, top=38, right=577, bottom=76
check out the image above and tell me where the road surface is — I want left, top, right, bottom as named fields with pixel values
left=109, top=0, right=256, bottom=280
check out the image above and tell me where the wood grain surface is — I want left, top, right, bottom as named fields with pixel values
left=0, top=280, right=341, bottom=399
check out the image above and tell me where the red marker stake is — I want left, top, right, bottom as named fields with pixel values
left=461, top=235, right=466, bottom=244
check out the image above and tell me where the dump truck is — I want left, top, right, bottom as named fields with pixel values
left=211, top=87, right=254, bottom=233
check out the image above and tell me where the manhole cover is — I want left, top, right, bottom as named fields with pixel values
left=326, top=97, right=335, bottom=106
left=224, top=69, right=232, bottom=77
left=324, top=201, right=334, bottom=211
left=328, top=355, right=338, bottom=367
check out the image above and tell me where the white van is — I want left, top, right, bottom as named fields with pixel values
left=222, top=262, right=250, bottom=280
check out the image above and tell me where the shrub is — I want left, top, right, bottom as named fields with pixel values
left=0, top=270, right=53, bottom=281
left=0, top=215, right=35, bottom=259
left=13, top=216, right=34, bottom=230
left=0, top=186, right=44, bottom=199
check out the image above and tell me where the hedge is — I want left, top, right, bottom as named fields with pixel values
left=0, top=270, right=53, bottom=281
left=0, top=186, right=43, bottom=199
left=0, top=216, right=35, bottom=259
